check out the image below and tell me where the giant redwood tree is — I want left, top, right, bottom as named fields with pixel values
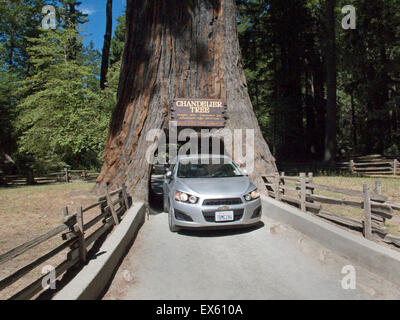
left=95, top=0, right=277, bottom=200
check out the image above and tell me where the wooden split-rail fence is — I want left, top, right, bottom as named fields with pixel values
left=337, top=157, right=399, bottom=177
left=277, top=155, right=399, bottom=177
left=0, top=184, right=131, bottom=300
left=263, top=173, right=400, bottom=247
left=2, top=169, right=99, bottom=185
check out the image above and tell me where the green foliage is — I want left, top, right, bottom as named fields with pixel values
left=15, top=28, right=112, bottom=173
left=0, top=0, right=48, bottom=73
left=110, top=14, right=126, bottom=65
left=58, top=0, right=88, bottom=28
left=0, top=56, right=18, bottom=154
left=0, top=1, right=120, bottom=177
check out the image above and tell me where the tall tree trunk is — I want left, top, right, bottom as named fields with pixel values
left=350, top=91, right=358, bottom=155
left=324, top=0, right=337, bottom=163
left=95, top=0, right=277, bottom=200
left=305, top=70, right=316, bottom=159
left=100, top=0, right=113, bottom=90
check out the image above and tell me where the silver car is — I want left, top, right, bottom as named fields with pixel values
left=163, top=154, right=262, bottom=232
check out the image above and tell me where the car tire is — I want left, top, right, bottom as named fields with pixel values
left=163, top=193, right=168, bottom=213
left=168, top=204, right=179, bottom=233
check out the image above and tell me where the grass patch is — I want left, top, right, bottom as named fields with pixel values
left=281, top=175, right=400, bottom=237
left=0, top=182, right=98, bottom=299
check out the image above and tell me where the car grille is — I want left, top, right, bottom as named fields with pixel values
left=202, top=209, right=244, bottom=223
left=202, top=198, right=243, bottom=206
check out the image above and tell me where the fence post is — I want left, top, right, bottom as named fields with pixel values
left=62, top=206, right=69, bottom=217
left=363, top=184, right=372, bottom=240
left=76, top=206, right=87, bottom=264
left=122, top=184, right=130, bottom=211
left=300, top=173, right=306, bottom=212
left=308, top=172, right=314, bottom=194
left=350, top=160, right=355, bottom=174
left=64, top=168, right=69, bottom=183
left=374, top=181, right=382, bottom=195
left=394, top=159, right=399, bottom=176
left=280, top=172, right=285, bottom=195
left=106, top=187, right=120, bottom=225
left=63, top=213, right=79, bottom=261
left=98, top=195, right=107, bottom=224
left=274, top=172, right=281, bottom=200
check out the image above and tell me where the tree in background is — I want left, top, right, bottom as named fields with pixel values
left=110, top=14, right=126, bottom=66
left=237, top=0, right=312, bottom=160
left=15, top=28, right=112, bottom=174
left=0, top=0, right=50, bottom=180
left=0, top=46, right=18, bottom=163
left=0, top=0, right=48, bottom=73
left=238, top=0, right=399, bottom=162
left=100, top=0, right=113, bottom=90
left=324, top=0, right=337, bottom=163
left=58, top=0, right=88, bottom=60
left=338, top=0, right=400, bottom=157
left=0, top=0, right=115, bottom=183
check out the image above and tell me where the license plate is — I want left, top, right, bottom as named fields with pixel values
left=215, top=211, right=234, bottom=222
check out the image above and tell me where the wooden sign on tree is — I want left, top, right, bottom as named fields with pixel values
left=171, top=98, right=227, bottom=127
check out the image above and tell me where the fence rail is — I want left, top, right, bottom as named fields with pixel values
left=263, top=173, right=400, bottom=248
left=0, top=184, right=131, bottom=300
left=277, top=155, right=399, bottom=177
left=1, top=168, right=100, bottom=185
left=337, top=157, right=399, bottom=176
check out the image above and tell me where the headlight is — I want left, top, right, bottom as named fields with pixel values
left=174, top=191, right=198, bottom=204
left=189, top=195, right=198, bottom=204
left=244, top=189, right=260, bottom=201
left=180, top=192, right=189, bottom=202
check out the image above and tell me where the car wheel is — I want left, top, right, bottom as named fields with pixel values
left=163, top=193, right=169, bottom=213
left=168, top=204, right=179, bottom=233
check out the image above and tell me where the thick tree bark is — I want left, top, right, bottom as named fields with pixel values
left=95, top=0, right=277, bottom=201
left=324, top=0, right=337, bottom=163
left=100, top=0, right=113, bottom=90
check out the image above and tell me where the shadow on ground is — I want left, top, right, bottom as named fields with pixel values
left=149, top=175, right=164, bottom=214
left=177, top=221, right=265, bottom=238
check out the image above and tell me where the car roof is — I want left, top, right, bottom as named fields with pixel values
left=173, top=154, right=232, bottom=162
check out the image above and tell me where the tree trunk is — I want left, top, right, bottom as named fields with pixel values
left=305, top=70, right=316, bottom=159
left=95, top=0, right=277, bottom=201
left=350, top=91, right=357, bottom=153
left=324, top=0, right=337, bottom=163
left=100, top=0, right=113, bottom=90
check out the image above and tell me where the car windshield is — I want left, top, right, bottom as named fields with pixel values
left=177, top=159, right=244, bottom=178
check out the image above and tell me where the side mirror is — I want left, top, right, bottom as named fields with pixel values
left=165, top=171, right=173, bottom=180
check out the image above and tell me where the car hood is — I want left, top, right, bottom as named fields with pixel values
left=177, top=176, right=253, bottom=197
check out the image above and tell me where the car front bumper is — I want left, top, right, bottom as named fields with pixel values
left=171, top=197, right=262, bottom=229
